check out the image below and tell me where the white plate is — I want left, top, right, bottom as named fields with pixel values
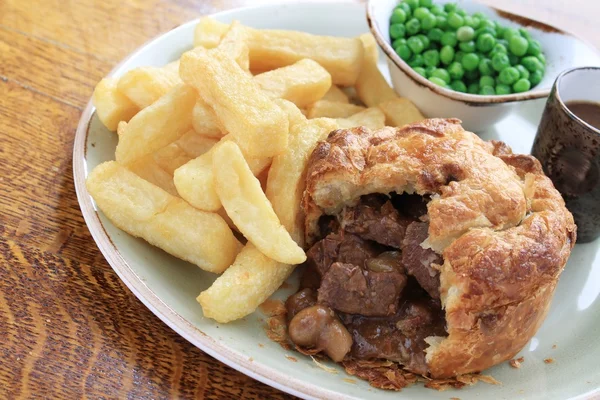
left=73, top=2, right=600, bottom=399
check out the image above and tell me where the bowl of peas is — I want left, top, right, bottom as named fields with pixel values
left=367, top=0, right=600, bottom=131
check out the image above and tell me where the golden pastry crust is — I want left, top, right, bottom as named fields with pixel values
left=302, top=118, right=576, bottom=378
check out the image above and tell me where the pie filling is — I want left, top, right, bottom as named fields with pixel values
left=286, top=193, right=448, bottom=375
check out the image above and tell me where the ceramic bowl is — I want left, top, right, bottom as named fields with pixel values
left=367, top=0, right=600, bottom=132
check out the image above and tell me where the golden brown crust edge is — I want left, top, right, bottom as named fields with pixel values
left=302, top=118, right=576, bottom=378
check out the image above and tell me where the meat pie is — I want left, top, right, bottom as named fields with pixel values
left=286, top=118, right=576, bottom=380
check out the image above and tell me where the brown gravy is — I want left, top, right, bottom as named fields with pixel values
left=565, top=101, right=600, bottom=130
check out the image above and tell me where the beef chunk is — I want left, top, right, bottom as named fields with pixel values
left=340, top=195, right=413, bottom=248
left=318, top=262, right=407, bottom=317
left=341, top=296, right=446, bottom=375
left=391, top=193, right=430, bottom=219
left=306, top=232, right=381, bottom=276
left=338, top=233, right=382, bottom=266
left=401, top=222, right=442, bottom=299
left=285, top=288, right=317, bottom=321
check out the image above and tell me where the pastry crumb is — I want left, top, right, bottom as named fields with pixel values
left=450, top=397, right=461, bottom=400
left=286, top=355, right=298, bottom=362
left=544, top=358, right=555, bottom=364
left=509, top=357, right=525, bottom=368
left=552, top=344, right=557, bottom=349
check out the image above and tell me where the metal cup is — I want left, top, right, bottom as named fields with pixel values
left=531, top=66, right=600, bottom=243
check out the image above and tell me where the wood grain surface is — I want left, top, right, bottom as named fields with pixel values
left=0, top=0, right=598, bottom=398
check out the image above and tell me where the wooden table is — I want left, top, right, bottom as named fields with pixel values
left=0, top=0, right=598, bottom=398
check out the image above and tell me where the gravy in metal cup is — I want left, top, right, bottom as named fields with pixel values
left=564, top=101, right=600, bottom=130
left=532, top=67, right=600, bottom=243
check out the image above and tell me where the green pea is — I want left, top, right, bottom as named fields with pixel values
left=430, top=5, right=444, bottom=16
left=436, top=15, right=448, bottom=30
left=509, top=35, right=529, bottom=56
left=495, top=83, right=512, bottom=95
left=508, top=53, right=519, bottom=66
left=478, top=58, right=493, bottom=76
left=390, top=23, right=406, bottom=39
left=480, top=85, right=495, bottom=95
left=419, top=0, right=433, bottom=6
left=425, top=65, right=436, bottom=77
left=502, top=28, right=521, bottom=43
left=536, top=53, right=546, bottom=65
left=392, top=38, right=407, bottom=49
left=407, top=36, right=425, bottom=54
left=391, top=8, right=408, bottom=24
left=462, top=53, right=480, bottom=71
left=428, top=28, right=444, bottom=42
left=476, top=33, right=496, bottom=52
left=417, top=34, right=431, bottom=49
left=526, top=39, right=542, bottom=56
left=480, top=75, right=495, bottom=87
left=414, top=7, right=430, bottom=20
left=488, top=50, right=501, bottom=61
left=413, top=66, right=427, bottom=77
left=423, top=49, right=440, bottom=67
left=519, top=28, right=532, bottom=40
left=405, top=18, right=421, bottom=35
left=441, top=31, right=458, bottom=47
left=395, top=43, right=413, bottom=61
left=429, top=76, right=448, bottom=87
left=431, top=68, right=451, bottom=84
left=499, top=66, right=520, bottom=85
left=454, top=51, right=465, bottom=63
left=448, top=61, right=464, bottom=79
left=409, top=54, right=425, bottom=67
left=530, top=70, right=543, bottom=86
left=450, top=80, right=467, bottom=92
left=421, top=13, right=437, bottom=30
left=462, top=15, right=478, bottom=29
left=405, top=0, right=419, bottom=10
left=472, top=12, right=485, bottom=20
left=444, top=3, right=457, bottom=13
left=467, top=82, right=480, bottom=94
left=503, top=28, right=519, bottom=41
left=480, top=19, right=495, bottom=30
left=495, top=23, right=506, bottom=39
left=515, top=64, right=530, bottom=79
left=513, top=78, right=531, bottom=92
left=440, top=45, right=455, bottom=65
left=491, top=43, right=507, bottom=54
left=459, top=40, right=476, bottom=53
left=492, top=52, right=510, bottom=72
left=447, top=12, right=465, bottom=29
left=475, top=27, right=497, bottom=39
left=457, top=26, right=475, bottom=42
left=497, top=39, right=509, bottom=48
left=397, top=2, right=412, bottom=17
left=464, top=68, right=480, bottom=81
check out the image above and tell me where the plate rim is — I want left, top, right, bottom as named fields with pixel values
left=72, top=2, right=600, bottom=400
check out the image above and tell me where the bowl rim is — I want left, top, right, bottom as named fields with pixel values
left=366, top=0, right=600, bottom=105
